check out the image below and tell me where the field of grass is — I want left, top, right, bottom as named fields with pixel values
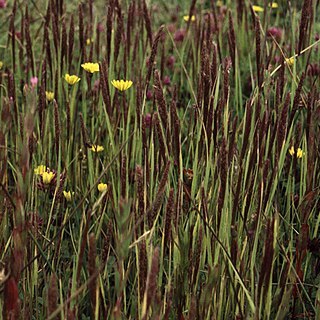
left=0, top=0, right=320, bottom=319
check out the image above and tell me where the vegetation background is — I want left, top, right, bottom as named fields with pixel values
left=0, top=0, right=319, bottom=319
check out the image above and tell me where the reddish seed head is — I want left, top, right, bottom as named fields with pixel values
left=97, top=22, right=104, bottom=33
left=166, top=55, right=175, bottom=68
left=167, top=23, right=176, bottom=33
left=0, top=0, right=6, bottom=8
left=146, top=90, right=153, bottom=100
left=163, top=75, right=171, bottom=86
left=174, top=29, right=186, bottom=42
left=144, top=113, right=152, bottom=127
left=267, top=27, right=282, bottom=41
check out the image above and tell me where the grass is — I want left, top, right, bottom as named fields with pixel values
left=0, top=0, right=320, bottom=319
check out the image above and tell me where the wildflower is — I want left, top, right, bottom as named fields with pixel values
left=163, top=76, right=171, bottom=86
left=289, top=146, right=295, bottom=156
left=144, top=113, right=152, bottom=127
left=252, top=5, right=264, bottom=12
left=296, top=148, right=304, bottom=159
left=86, top=38, right=93, bottom=46
left=183, top=15, right=196, bottom=22
left=111, top=80, right=133, bottom=91
left=81, top=62, right=99, bottom=73
left=63, top=190, right=74, bottom=202
left=41, top=171, right=55, bottom=184
left=216, top=0, right=223, bottom=6
left=30, top=76, right=38, bottom=87
left=267, top=27, right=282, bottom=41
left=45, top=91, right=54, bottom=102
left=174, top=29, right=186, bottom=42
left=64, top=74, right=81, bottom=85
left=285, top=57, right=295, bottom=66
left=0, top=0, right=6, bottom=8
left=98, top=183, right=108, bottom=192
left=0, top=61, right=3, bottom=69
left=269, top=2, right=278, bottom=8
left=34, top=165, right=47, bottom=175
left=91, top=145, right=104, bottom=152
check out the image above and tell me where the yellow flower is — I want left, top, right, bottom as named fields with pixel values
left=63, top=190, right=74, bottom=202
left=34, top=165, right=47, bottom=175
left=81, top=62, right=99, bottom=73
left=41, top=171, right=55, bottom=184
left=269, top=2, right=278, bottom=8
left=91, top=145, right=104, bottom=152
left=183, top=15, right=196, bottom=22
left=111, top=80, right=133, bottom=91
left=45, top=91, right=54, bottom=102
left=86, top=38, right=93, bottom=46
left=296, top=148, right=304, bottom=159
left=0, top=61, right=3, bottom=70
left=285, top=57, right=295, bottom=66
left=289, top=146, right=295, bottom=156
left=252, top=5, right=264, bottom=12
left=64, top=74, right=81, bottom=85
left=216, top=0, right=223, bottom=6
left=98, top=183, right=108, bottom=193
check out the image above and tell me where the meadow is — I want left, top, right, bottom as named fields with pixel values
left=0, top=0, right=320, bottom=319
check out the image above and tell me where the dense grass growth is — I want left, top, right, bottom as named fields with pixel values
left=0, top=0, right=320, bottom=319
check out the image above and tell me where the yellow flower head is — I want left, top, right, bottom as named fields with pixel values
left=41, top=171, right=55, bottom=184
left=81, top=62, right=99, bottom=73
left=183, top=15, right=196, bottom=22
left=216, top=0, right=223, bottom=7
left=296, top=148, right=304, bottom=159
left=91, top=145, right=104, bottom=152
left=289, top=146, right=295, bottom=156
left=86, top=38, right=93, bottom=46
left=98, top=183, right=108, bottom=193
left=252, top=5, right=264, bottom=12
left=45, top=91, right=54, bottom=102
left=111, top=80, right=133, bottom=91
left=285, top=57, right=295, bottom=66
left=34, top=165, right=47, bottom=175
left=269, top=2, right=278, bottom=8
left=64, top=74, right=81, bottom=85
left=0, top=61, right=3, bottom=70
left=63, top=190, right=74, bottom=202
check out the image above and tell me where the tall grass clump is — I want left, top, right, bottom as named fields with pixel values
left=0, top=0, right=320, bottom=319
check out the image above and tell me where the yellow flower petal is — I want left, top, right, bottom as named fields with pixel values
left=0, top=61, right=3, bottom=70
left=91, top=145, right=104, bottom=152
left=269, top=2, right=278, bottom=8
left=45, top=91, right=55, bottom=102
left=81, top=62, right=99, bottom=73
left=296, top=148, right=304, bottom=159
left=98, top=183, right=108, bottom=192
left=41, top=171, right=55, bottom=184
left=64, top=74, right=81, bottom=85
left=289, top=146, right=295, bottom=156
left=63, top=190, right=74, bottom=202
left=285, top=57, right=295, bottom=66
left=183, top=15, right=196, bottom=22
left=252, top=5, right=264, bottom=12
left=34, top=165, right=47, bottom=175
left=111, top=79, right=133, bottom=91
